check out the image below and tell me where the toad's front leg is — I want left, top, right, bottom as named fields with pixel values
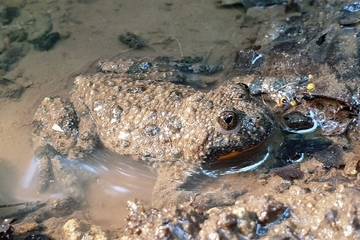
left=152, top=161, right=247, bottom=209
left=32, top=96, right=99, bottom=194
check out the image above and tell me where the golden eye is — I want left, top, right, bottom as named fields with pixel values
left=278, top=97, right=296, bottom=107
left=278, top=97, right=287, bottom=107
left=217, top=111, right=239, bottom=131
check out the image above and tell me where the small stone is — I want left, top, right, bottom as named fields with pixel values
left=344, top=157, right=360, bottom=176
left=313, top=144, right=344, bottom=168
left=324, top=209, right=338, bottom=228
left=63, top=219, right=109, bottom=240
left=32, top=32, right=61, bottom=51
left=118, top=32, right=146, bottom=49
left=283, top=111, right=314, bottom=131
left=24, top=234, right=51, bottom=240
left=15, top=222, right=43, bottom=234
left=272, top=163, right=304, bottom=180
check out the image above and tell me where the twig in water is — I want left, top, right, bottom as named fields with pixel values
left=0, top=201, right=41, bottom=208
left=174, top=37, right=184, bottom=57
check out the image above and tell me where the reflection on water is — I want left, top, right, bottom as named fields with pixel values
left=87, top=150, right=156, bottom=226
left=16, top=149, right=156, bottom=226
left=87, top=150, right=157, bottom=197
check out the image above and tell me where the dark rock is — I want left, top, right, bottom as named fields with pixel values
left=32, top=32, right=61, bottom=51
left=272, top=163, right=304, bottom=180
left=172, top=63, right=223, bottom=75
left=24, top=234, right=51, bottom=240
left=0, top=42, right=30, bottom=72
left=324, top=209, right=337, bottom=228
left=126, top=61, right=152, bottom=74
left=313, top=144, right=344, bottom=168
left=0, top=77, right=14, bottom=86
left=352, top=216, right=360, bottom=230
left=7, top=30, right=28, bottom=43
left=283, top=111, right=314, bottom=131
left=316, top=33, right=326, bottom=46
left=219, top=0, right=287, bottom=9
left=338, top=14, right=360, bottom=27
left=323, top=28, right=360, bottom=81
left=153, top=56, right=171, bottom=63
left=276, top=136, right=333, bottom=164
left=258, top=52, right=319, bottom=78
left=285, top=0, right=301, bottom=14
left=118, top=32, right=146, bottom=49
left=1, top=7, right=20, bottom=25
left=0, top=76, right=30, bottom=99
left=175, top=56, right=203, bottom=64
left=268, top=14, right=319, bottom=55
left=0, top=219, right=16, bottom=240
left=242, top=0, right=286, bottom=9
left=257, top=196, right=287, bottom=225
left=233, top=50, right=265, bottom=76
left=254, top=196, right=291, bottom=237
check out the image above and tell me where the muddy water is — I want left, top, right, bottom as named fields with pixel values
left=83, top=151, right=156, bottom=227
left=0, top=0, right=247, bottom=228
left=3, top=0, right=359, bottom=238
left=13, top=149, right=156, bottom=227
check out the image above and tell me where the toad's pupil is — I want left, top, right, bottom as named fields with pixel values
left=224, top=115, right=233, bottom=124
left=217, top=111, right=238, bottom=131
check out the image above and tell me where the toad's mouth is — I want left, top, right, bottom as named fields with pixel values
left=217, top=151, right=243, bottom=161
left=204, top=136, right=273, bottom=175
left=203, top=144, right=271, bottom=175
left=216, top=140, right=267, bottom=161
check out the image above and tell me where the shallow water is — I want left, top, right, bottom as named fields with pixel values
left=1, top=0, right=358, bottom=238
left=14, top=150, right=156, bottom=226
left=0, top=0, right=247, bottom=228
left=86, top=151, right=156, bottom=227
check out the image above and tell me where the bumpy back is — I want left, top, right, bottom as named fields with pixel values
left=73, top=74, right=274, bottom=163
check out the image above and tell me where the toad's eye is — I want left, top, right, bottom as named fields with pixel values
left=217, top=111, right=239, bottom=131
left=278, top=97, right=296, bottom=107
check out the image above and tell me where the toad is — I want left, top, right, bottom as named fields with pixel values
left=32, top=57, right=274, bottom=207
